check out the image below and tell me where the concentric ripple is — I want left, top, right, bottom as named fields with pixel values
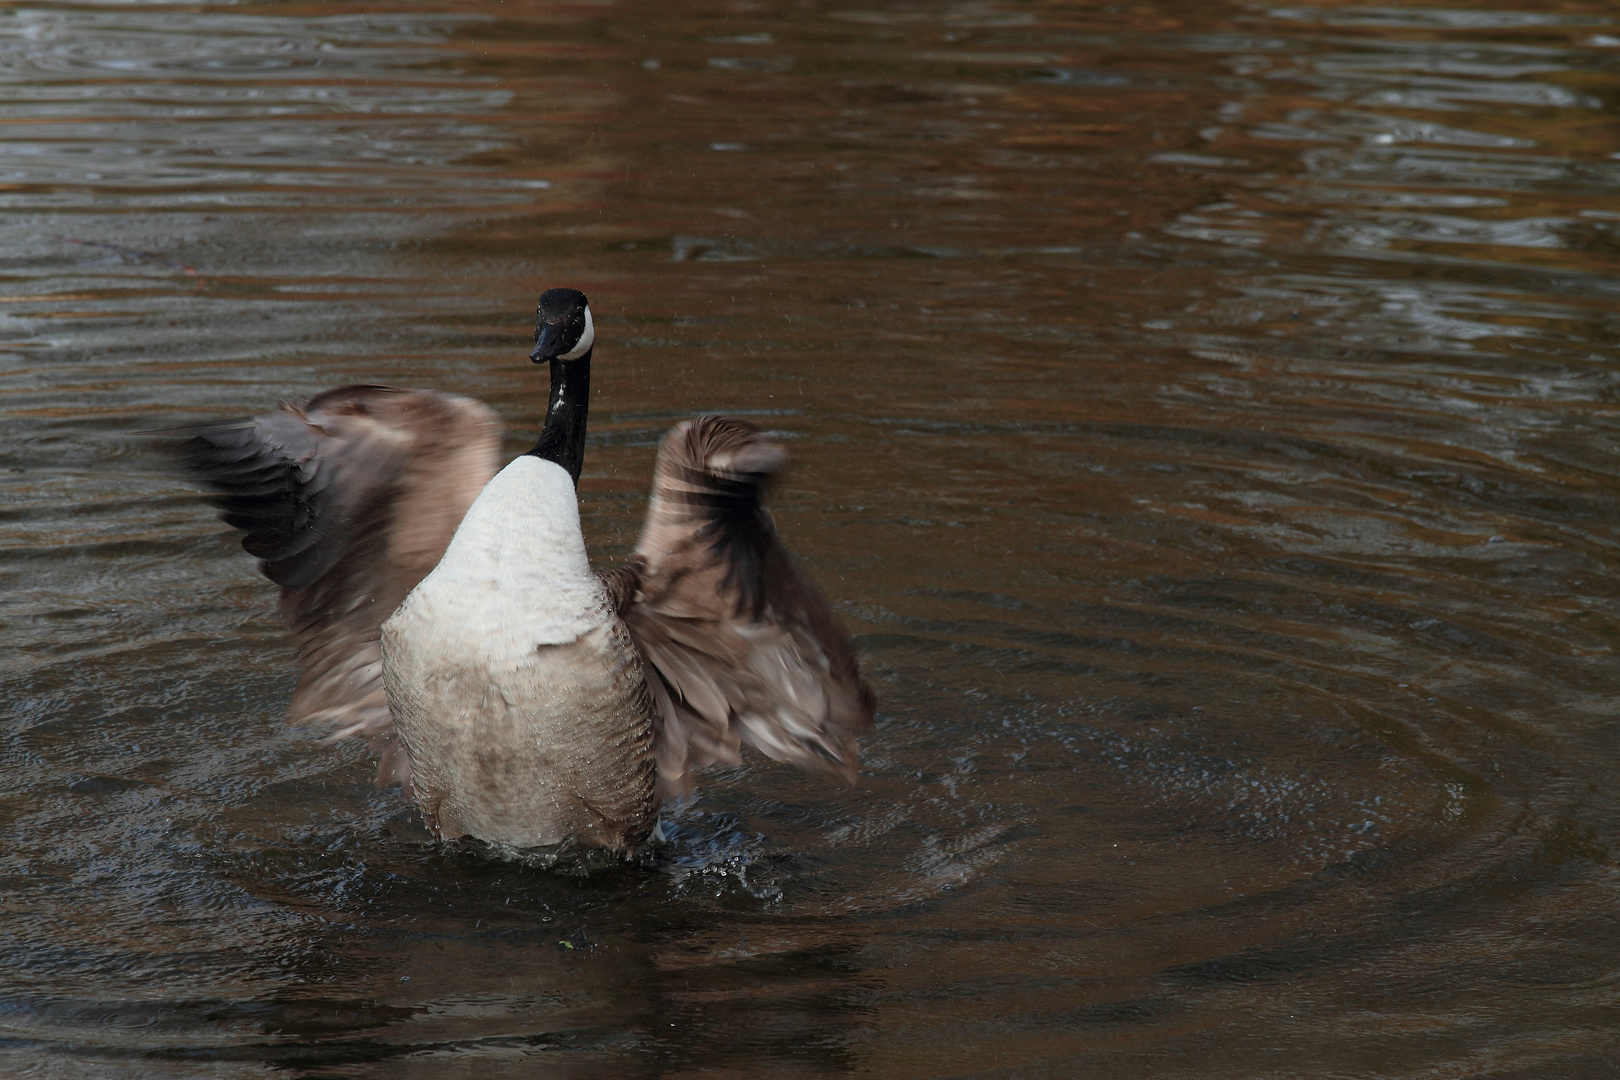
left=4, top=0, right=1620, bottom=1075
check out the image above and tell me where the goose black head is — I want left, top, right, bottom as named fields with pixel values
left=530, top=288, right=594, bottom=363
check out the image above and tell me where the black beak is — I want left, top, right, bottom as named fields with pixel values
left=530, top=322, right=564, bottom=362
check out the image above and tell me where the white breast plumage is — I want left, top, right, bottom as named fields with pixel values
left=386, top=455, right=608, bottom=658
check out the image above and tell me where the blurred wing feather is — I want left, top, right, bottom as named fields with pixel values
left=621, top=416, right=874, bottom=797
left=170, top=385, right=503, bottom=786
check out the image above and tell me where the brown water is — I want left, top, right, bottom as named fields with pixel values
left=5, top=0, right=1620, bottom=1075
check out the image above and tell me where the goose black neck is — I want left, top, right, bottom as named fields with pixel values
left=525, top=352, right=590, bottom=485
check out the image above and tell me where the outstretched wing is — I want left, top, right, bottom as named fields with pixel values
left=619, top=416, right=874, bottom=797
left=169, top=385, right=503, bottom=786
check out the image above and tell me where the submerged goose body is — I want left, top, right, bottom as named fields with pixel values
left=175, top=288, right=871, bottom=855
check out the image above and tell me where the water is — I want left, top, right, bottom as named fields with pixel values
left=4, top=0, right=1620, bottom=1074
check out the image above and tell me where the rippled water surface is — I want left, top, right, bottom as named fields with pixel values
left=6, top=0, right=1620, bottom=1075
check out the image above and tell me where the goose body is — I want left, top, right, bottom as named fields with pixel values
left=382, top=455, right=657, bottom=849
left=173, top=288, right=871, bottom=856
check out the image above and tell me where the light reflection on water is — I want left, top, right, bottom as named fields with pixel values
left=4, top=0, right=1620, bottom=1075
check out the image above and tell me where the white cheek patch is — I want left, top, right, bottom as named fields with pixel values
left=559, top=306, right=594, bottom=360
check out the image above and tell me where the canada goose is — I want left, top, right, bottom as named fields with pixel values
left=173, top=288, right=872, bottom=855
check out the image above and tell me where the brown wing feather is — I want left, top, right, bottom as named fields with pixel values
left=170, top=385, right=502, bottom=786
left=621, top=416, right=874, bottom=797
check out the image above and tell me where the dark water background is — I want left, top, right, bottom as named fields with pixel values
left=5, top=0, right=1620, bottom=1075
